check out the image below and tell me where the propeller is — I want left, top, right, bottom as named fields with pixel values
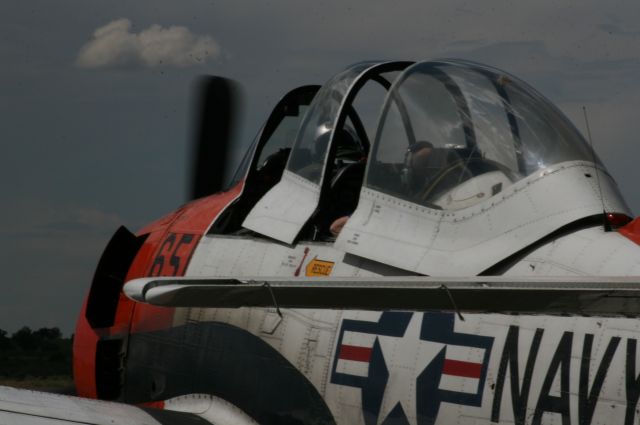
left=189, top=76, right=242, bottom=200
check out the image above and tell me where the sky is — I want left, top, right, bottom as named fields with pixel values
left=1, top=0, right=639, bottom=335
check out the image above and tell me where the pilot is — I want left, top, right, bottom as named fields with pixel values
left=401, top=140, right=435, bottom=198
left=330, top=140, right=436, bottom=237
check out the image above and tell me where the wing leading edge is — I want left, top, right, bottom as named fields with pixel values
left=125, top=276, right=640, bottom=316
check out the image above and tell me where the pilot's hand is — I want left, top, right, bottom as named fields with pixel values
left=330, top=216, right=350, bottom=237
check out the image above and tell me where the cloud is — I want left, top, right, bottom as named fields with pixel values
left=0, top=199, right=125, bottom=238
left=76, top=18, right=220, bottom=68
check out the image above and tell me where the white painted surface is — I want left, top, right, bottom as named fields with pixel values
left=0, top=386, right=164, bottom=425
left=337, top=161, right=631, bottom=276
left=504, top=225, right=640, bottom=276
left=242, top=170, right=320, bottom=244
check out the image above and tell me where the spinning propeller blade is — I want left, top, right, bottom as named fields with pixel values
left=189, top=76, right=242, bottom=200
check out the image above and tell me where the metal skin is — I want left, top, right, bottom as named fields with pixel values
left=3, top=59, right=640, bottom=425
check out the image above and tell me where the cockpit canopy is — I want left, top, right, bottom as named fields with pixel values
left=367, top=60, right=599, bottom=210
left=287, top=62, right=375, bottom=183
left=240, top=58, right=628, bottom=274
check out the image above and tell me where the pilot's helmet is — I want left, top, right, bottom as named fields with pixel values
left=335, top=127, right=364, bottom=162
left=313, top=123, right=363, bottom=163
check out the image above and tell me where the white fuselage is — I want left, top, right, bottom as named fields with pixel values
left=178, top=225, right=640, bottom=425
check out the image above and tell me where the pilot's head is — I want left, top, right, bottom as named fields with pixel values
left=314, top=124, right=363, bottom=163
left=408, top=141, right=434, bottom=170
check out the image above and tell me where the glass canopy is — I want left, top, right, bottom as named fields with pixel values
left=286, top=62, right=379, bottom=184
left=366, top=60, right=599, bottom=210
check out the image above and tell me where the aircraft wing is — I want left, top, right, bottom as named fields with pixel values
left=0, top=386, right=210, bottom=425
left=125, top=276, right=640, bottom=315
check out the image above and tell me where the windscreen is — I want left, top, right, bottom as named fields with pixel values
left=286, top=62, right=377, bottom=184
left=367, top=60, right=598, bottom=210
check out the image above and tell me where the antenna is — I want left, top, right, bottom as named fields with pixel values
left=582, top=106, right=610, bottom=231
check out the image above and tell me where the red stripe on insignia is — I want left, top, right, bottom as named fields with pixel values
left=442, top=359, right=482, bottom=378
left=339, top=345, right=373, bottom=362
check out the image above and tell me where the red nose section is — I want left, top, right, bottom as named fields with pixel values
left=73, top=296, right=99, bottom=398
left=73, top=183, right=243, bottom=399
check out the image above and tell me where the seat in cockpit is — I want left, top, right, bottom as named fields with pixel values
left=420, top=148, right=515, bottom=209
left=397, top=144, right=515, bottom=208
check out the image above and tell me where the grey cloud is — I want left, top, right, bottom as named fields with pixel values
left=76, top=18, right=220, bottom=69
left=0, top=200, right=124, bottom=238
left=598, top=23, right=640, bottom=37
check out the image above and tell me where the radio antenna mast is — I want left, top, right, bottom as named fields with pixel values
left=582, top=106, right=610, bottom=231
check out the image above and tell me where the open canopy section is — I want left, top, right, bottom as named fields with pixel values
left=207, top=85, right=320, bottom=235
left=367, top=60, right=601, bottom=210
left=286, top=62, right=377, bottom=184
left=243, top=61, right=412, bottom=244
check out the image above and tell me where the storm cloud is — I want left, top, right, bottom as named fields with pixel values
left=76, top=18, right=220, bottom=68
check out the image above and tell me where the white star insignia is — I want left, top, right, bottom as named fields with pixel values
left=376, top=313, right=444, bottom=425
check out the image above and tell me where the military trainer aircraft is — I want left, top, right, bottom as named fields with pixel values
left=2, top=59, right=640, bottom=425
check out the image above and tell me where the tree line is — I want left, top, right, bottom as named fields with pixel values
left=0, top=327, right=72, bottom=379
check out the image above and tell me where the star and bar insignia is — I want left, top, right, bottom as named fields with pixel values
left=330, top=311, right=494, bottom=425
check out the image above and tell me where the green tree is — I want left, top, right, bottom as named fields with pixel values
left=0, top=328, right=11, bottom=350
left=34, top=328, right=62, bottom=340
left=12, top=326, right=36, bottom=351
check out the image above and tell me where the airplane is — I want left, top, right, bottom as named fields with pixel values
left=2, top=58, right=640, bottom=425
